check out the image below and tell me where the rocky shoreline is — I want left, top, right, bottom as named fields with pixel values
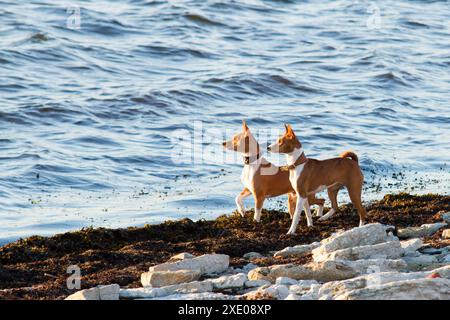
left=1, top=193, right=449, bottom=300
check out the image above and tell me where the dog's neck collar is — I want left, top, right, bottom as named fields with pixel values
left=286, top=148, right=307, bottom=169
left=243, top=153, right=262, bottom=165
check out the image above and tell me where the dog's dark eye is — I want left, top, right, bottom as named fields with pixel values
left=278, top=139, right=282, bottom=144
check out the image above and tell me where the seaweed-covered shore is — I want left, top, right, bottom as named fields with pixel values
left=0, top=193, right=449, bottom=300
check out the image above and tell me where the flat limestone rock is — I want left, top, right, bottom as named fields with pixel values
left=248, top=261, right=358, bottom=283
left=289, top=280, right=319, bottom=294
left=141, top=269, right=201, bottom=288
left=397, top=223, right=447, bottom=239
left=210, top=273, right=247, bottom=290
left=65, top=284, right=119, bottom=300
left=170, top=252, right=195, bottom=261
left=98, top=284, right=120, bottom=300
left=65, top=287, right=99, bottom=300
left=400, top=238, right=423, bottom=254
left=244, top=284, right=290, bottom=300
left=442, top=229, right=450, bottom=239
left=342, top=259, right=407, bottom=275
left=120, top=280, right=213, bottom=299
left=273, top=242, right=320, bottom=258
left=402, top=254, right=439, bottom=270
left=149, top=254, right=229, bottom=275
left=313, top=223, right=388, bottom=256
left=147, top=292, right=235, bottom=300
left=317, top=269, right=448, bottom=298
left=275, top=277, right=298, bottom=286
left=313, top=241, right=403, bottom=262
left=334, top=278, right=450, bottom=300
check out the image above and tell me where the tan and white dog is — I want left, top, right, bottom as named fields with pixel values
left=223, top=121, right=324, bottom=222
left=268, top=124, right=366, bottom=235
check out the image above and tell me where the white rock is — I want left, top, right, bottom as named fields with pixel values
left=273, top=242, right=320, bottom=258
left=442, top=229, right=450, bottom=239
left=403, top=254, right=438, bottom=268
left=313, top=241, right=403, bottom=262
left=298, top=283, right=322, bottom=300
left=397, top=223, right=447, bottom=239
left=120, top=287, right=168, bottom=299
left=289, top=280, right=319, bottom=294
left=243, top=252, right=264, bottom=260
left=141, top=269, right=201, bottom=288
left=313, top=223, right=388, bottom=256
left=170, top=252, right=195, bottom=261
left=431, top=265, right=450, bottom=278
left=148, top=292, right=234, bottom=300
left=318, top=271, right=435, bottom=298
left=261, top=285, right=290, bottom=300
left=335, top=278, right=450, bottom=300
left=243, top=263, right=258, bottom=272
left=244, top=280, right=271, bottom=288
left=119, top=280, right=213, bottom=299
left=149, top=254, right=229, bottom=275
left=442, top=212, right=450, bottom=224
left=65, top=284, right=120, bottom=300
left=342, top=259, right=408, bottom=275
left=98, top=284, right=120, bottom=300
left=400, top=238, right=423, bottom=254
left=248, top=261, right=358, bottom=283
left=210, top=273, right=247, bottom=290
left=320, top=265, right=450, bottom=299
left=275, top=277, right=298, bottom=286
left=243, top=284, right=290, bottom=300
left=65, top=287, right=99, bottom=300
left=284, top=293, right=301, bottom=300
left=441, top=254, right=450, bottom=263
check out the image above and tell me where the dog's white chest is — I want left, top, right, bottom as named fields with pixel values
left=241, top=164, right=258, bottom=194
left=289, top=163, right=305, bottom=191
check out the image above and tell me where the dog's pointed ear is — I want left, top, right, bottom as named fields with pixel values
left=242, top=120, right=250, bottom=134
left=285, top=124, right=295, bottom=138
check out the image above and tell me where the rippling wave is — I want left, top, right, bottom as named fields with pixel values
left=0, top=0, right=449, bottom=244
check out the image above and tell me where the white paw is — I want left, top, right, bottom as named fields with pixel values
left=307, top=223, right=314, bottom=228
left=315, top=207, right=323, bottom=217
left=286, top=229, right=296, bottom=235
left=238, top=210, right=245, bottom=217
left=318, top=216, right=327, bottom=221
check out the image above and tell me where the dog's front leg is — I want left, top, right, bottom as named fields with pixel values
left=253, top=195, right=264, bottom=222
left=287, top=196, right=306, bottom=235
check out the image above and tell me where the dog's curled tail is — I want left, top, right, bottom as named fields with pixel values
left=340, top=151, right=359, bottom=163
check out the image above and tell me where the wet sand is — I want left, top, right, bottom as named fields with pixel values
left=0, top=193, right=449, bottom=300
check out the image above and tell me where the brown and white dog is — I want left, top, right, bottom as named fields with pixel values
left=268, top=124, right=366, bottom=235
left=223, top=121, right=325, bottom=222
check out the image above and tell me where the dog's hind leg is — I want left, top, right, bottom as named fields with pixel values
left=235, top=188, right=251, bottom=217
left=319, top=185, right=341, bottom=221
left=308, top=195, right=325, bottom=217
left=347, top=179, right=366, bottom=226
